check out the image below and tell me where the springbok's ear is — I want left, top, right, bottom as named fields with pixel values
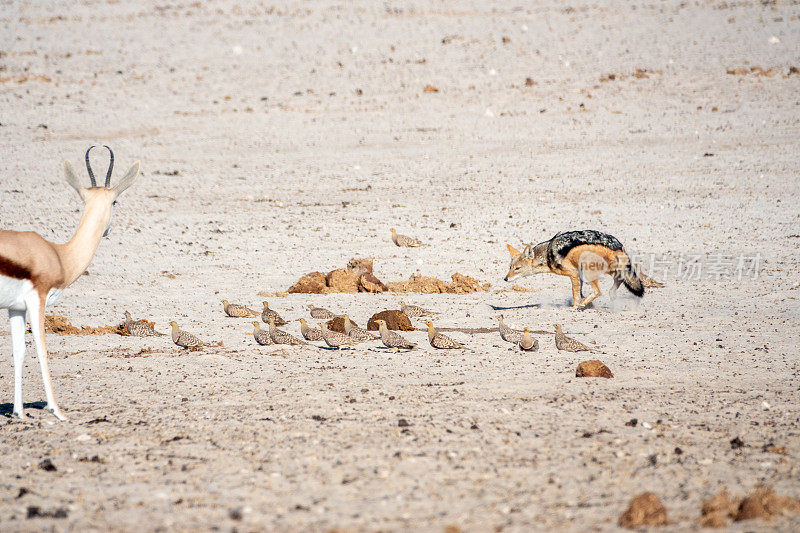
left=64, top=160, right=85, bottom=199
left=522, top=244, right=533, bottom=258
left=506, top=244, right=521, bottom=256
left=112, top=161, right=140, bottom=199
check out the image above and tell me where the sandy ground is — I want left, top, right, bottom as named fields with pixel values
left=1, top=0, right=800, bottom=530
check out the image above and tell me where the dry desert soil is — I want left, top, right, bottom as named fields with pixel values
left=1, top=0, right=799, bottom=531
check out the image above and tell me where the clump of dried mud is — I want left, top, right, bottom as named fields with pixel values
left=576, top=360, right=614, bottom=378
left=618, top=492, right=669, bottom=528
left=288, top=259, right=486, bottom=294
left=367, top=310, right=413, bottom=331
left=699, top=486, right=800, bottom=527
left=386, top=273, right=490, bottom=294
left=44, top=315, right=128, bottom=336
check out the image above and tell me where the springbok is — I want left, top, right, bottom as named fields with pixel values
left=0, top=146, right=139, bottom=420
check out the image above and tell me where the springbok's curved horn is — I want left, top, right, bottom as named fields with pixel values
left=85, top=145, right=97, bottom=187
left=103, top=145, right=114, bottom=187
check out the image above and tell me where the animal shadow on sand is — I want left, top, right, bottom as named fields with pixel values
left=0, top=401, right=47, bottom=417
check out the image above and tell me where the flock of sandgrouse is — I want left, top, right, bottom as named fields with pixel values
left=122, top=229, right=593, bottom=354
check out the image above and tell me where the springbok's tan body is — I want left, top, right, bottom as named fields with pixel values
left=504, top=230, right=644, bottom=309
left=0, top=147, right=139, bottom=420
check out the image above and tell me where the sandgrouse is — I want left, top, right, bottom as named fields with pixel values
left=319, top=322, right=360, bottom=349
left=124, top=311, right=165, bottom=337
left=390, top=228, right=422, bottom=247
left=554, top=324, right=591, bottom=352
left=425, top=321, right=466, bottom=350
left=519, top=328, right=539, bottom=352
left=222, top=300, right=260, bottom=318
left=375, top=319, right=416, bottom=351
left=298, top=318, right=323, bottom=341
left=252, top=321, right=273, bottom=345
left=497, top=315, right=523, bottom=344
left=261, top=301, right=288, bottom=326
left=307, top=305, right=337, bottom=320
left=399, top=301, right=436, bottom=317
left=170, top=321, right=206, bottom=349
left=343, top=315, right=378, bottom=341
left=267, top=318, right=305, bottom=346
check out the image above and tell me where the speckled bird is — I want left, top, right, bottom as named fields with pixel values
left=519, top=328, right=539, bottom=352
left=399, top=301, right=436, bottom=317
left=497, top=315, right=523, bottom=344
left=554, top=324, right=591, bottom=352
left=267, top=318, right=305, bottom=346
left=298, top=318, right=323, bottom=341
left=319, top=322, right=360, bottom=349
left=222, top=300, right=260, bottom=318
left=425, top=321, right=466, bottom=350
left=170, top=321, right=206, bottom=349
left=375, top=319, right=416, bottom=351
left=390, top=228, right=422, bottom=247
left=124, top=311, right=165, bottom=337
left=343, top=315, right=378, bottom=341
left=307, top=304, right=337, bottom=320
left=252, top=321, right=273, bottom=345
left=261, top=301, right=287, bottom=326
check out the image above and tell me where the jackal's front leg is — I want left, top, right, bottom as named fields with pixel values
left=578, top=279, right=602, bottom=308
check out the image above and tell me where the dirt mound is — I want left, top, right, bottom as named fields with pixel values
left=576, top=360, right=613, bottom=378
left=618, top=492, right=668, bottom=528
left=386, top=273, right=489, bottom=294
left=326, top=316, right=357, bottom=334
left=367, top=310, right=413, bottom=331
left=347, top=257, right=373, bottom=276
left=288, top=272, right=327, bottom=294
left=326, top=269, right=359, bottom=293
left=700, top=491, right=737, bottom=528
left=44, top=315, right=127, bottom=336
left=359, top=272, right=387, bottom=293
left=734, top=487, right=800, bottom=522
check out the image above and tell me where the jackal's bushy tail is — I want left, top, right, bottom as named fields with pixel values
left=620, top=259, right=644, bottom=297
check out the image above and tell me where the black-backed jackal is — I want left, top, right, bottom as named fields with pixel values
left=504, top=230, right=644, bottom=309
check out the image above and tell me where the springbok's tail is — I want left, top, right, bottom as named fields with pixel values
left=618, top=253, right=644, bottom=297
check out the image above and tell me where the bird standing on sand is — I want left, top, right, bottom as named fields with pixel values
left=425, top=321, right=466, bottom=350
left=554, top=324, right=591, bottom=352
left=390, top=228, right=422, bottom=247
left=319, top=322, right=361, bottom=349
left=497, top=315, right=523, bottom=344
left=222, top=300, right=260, bottom=318
left=375, top=319, right=416, bottom=351
left=252, top=321, right=273, bottom=345
left=308, top=305, right=337, bottom=320
left=267, top=318, right=305, bottom=346
left=399, top=301, right=436, bottom=317
left=124, top=311, right=165, bottom=337
left=343, top=315, right=378, bottom=341
left=170, top=321, right=206, bottom=349
left=261, top=301, right=287, bottom=326
left=519, top=328, right=539, bottom=352
left=298, top=318, right=323, bottom=341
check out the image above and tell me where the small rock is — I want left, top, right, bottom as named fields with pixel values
left=423, top=84, right=439, bottom=93
left=618, top=492, right=668, bottom=528
left=625, top=418, right=638, bottom=427
left=38, top=459, right=57, bottom=472
left=575, top=360, right=613, bottom=378
left=397, top=418, right=410, bottom=427
left=730, top=436, right=745, bottom=449
left=700, top=491, right=737, bottom=528
left=326, top=268, right=359, bottom=293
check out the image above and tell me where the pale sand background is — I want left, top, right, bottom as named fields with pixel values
left=1, top=0, right=799, bottom=530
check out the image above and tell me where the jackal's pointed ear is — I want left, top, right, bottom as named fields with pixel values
left=522, top=244, right=533, bottom=259
left=64, top=160, right=86, bottom=200
left=506, top=244, right=521, bottom=257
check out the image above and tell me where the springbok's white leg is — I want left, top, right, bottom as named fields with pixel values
left=9, top=309, right=27, bottom=418
left=24, top=293, right=66, bottom=421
